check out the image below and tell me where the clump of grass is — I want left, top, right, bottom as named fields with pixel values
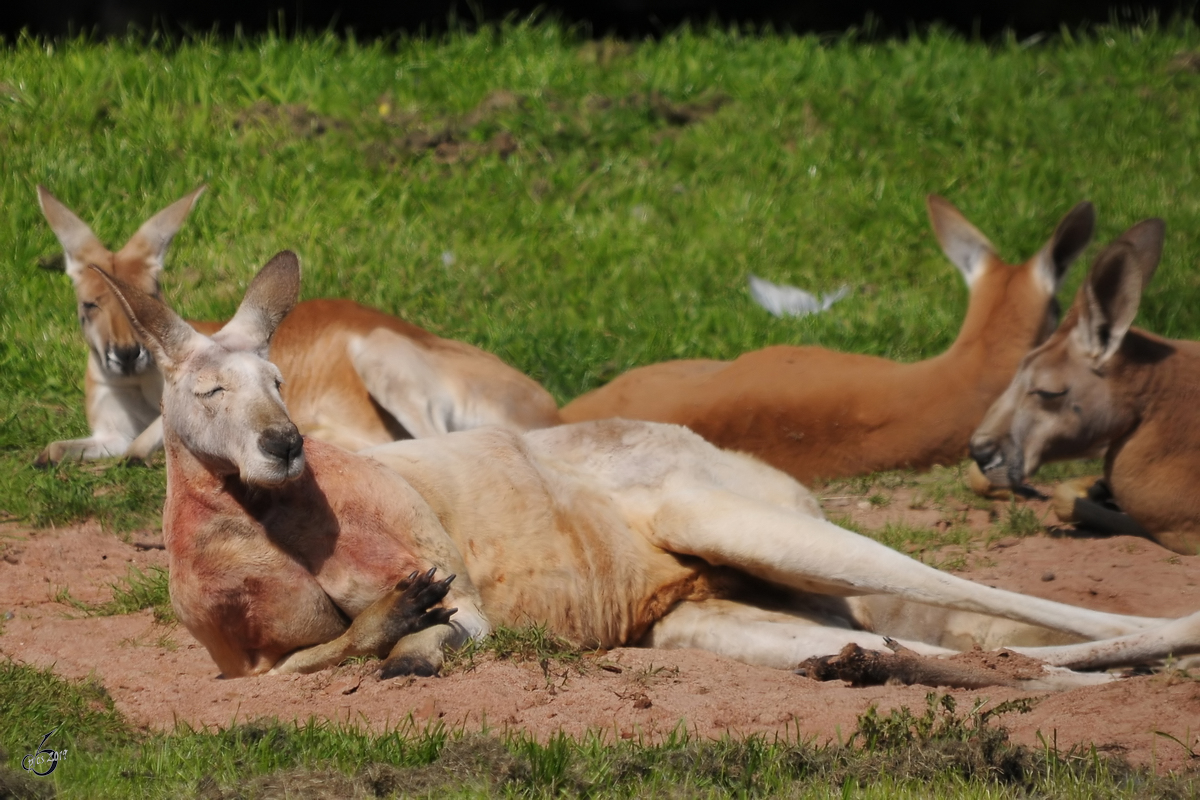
left=1000, top=501, right=1044, bottom=537
left=835, top=516, right=973, bottom=562
left=53, top=565, right=174, bottom=624
left=443, top=623, right=586, bottom=673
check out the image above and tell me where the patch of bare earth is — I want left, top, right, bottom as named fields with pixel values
left=2, top=516, right=1199, bottom=772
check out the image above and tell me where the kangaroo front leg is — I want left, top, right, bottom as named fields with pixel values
left=35, top=431, right=134, bottom=466
left=378, top=597, right=491, bottom=679
left=269, top=570, right=457, bottom=675
left=124, top=416, right=165, bottom=463
left=648, top=486, right=1168, bottom=641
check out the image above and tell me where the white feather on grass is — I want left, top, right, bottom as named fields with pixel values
left=748, top=274, right=850, bottom=318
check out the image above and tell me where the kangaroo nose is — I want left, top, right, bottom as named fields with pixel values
left=110, top=345, right=147, bottom=375
left=968, top=438, right=1003, bottom=472
left=258, top=426, right=303, bottom=465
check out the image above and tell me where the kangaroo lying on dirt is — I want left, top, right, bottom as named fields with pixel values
left=561, top=197, right=1094, bottom=485
left=971, top=218, right=1200, bottom=556
left=35, top=186, right=560, bottom=465
left=94, top=251, right=1200, bottom=687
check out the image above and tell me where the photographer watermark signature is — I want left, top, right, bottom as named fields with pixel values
left=21, top=725, right=68, bottom=776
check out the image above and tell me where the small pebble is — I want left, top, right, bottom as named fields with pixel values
left=1041, top=572, right=1055, bottom=582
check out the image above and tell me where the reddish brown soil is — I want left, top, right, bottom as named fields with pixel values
left=2, top=513, right=1199, bottom=773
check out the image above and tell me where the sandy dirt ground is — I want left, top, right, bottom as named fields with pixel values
left=2, top=486, right=1199, bottom=773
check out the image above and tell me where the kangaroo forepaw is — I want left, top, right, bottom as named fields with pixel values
left=395, top=568, right=457, bottom=609
left=379, top=569, right=457, bottom=644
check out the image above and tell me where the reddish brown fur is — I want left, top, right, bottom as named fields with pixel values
left=267, top=299, right=545, bottom=445
left=563, top=202, right=1080, bottom=485
left=38, top=186, right=561, bottom=465
left=971, top=219, right=1200, bottom=555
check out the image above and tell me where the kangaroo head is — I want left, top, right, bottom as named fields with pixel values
left=927, top=195, right=1095, bottom=353
left=93, top=251, right=305, bottom=488
left=38, top=185, right=204, bottom=378
left=969, top=219, right=1165, bottom=487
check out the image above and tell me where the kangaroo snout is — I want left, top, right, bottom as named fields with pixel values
left=107, top=344, right=151, bottom=376
left=258, top=425, right=304, bottom=467
left=968, top=437, right=1002, bottom=473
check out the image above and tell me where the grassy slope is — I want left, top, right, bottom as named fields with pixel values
left=2, top=22, right=1200, bottom=527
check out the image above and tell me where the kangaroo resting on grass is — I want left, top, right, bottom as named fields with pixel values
left=35, top=186, right=560, bottom=466
left=93, top=250, right=1200, bottom=687
left=971, top=218, right=1200, bottom=556
left=561, top=196, right=1095, bottom=486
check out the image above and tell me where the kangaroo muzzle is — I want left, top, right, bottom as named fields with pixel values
left=257, top=425, right=305, bottom=478
left=968, top=435, right=1025, bottom=490
left=106, top=343, right=152, bottom=376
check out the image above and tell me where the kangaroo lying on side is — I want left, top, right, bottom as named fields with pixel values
left=561, top=197, right=1094, bottom=485
left=95, top=251, right=1200, bottom=686
left=35, top=186, right=560, bottom=465
left=971, top=218, right=1200, bottom=556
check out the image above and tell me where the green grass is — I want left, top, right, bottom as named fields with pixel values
left=3, top=21, right=1200, bottom=529
left=1, top=661, right=1195, bottom=798
left=53, top=564, right=175, bottom=624
left=4, top=22, right=1200, bottom=797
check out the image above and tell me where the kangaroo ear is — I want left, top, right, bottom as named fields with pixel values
left=37, top=185, right=108, bottom=281
left=116, top=186, right=206, bottom=280
left=1033, top=200, right=1094, bottom=294
left=1075, top=219, right=1164, bottom=366
left=88, top=265, right=202, bottom=374
left=213, top=251, right=301, bottom=357
left=926, top=194, right=997, bottom=288
left=1113, top=217, right=1164, bottom=289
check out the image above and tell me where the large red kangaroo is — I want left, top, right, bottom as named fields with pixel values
left=562, top=197, right=1094, bottom=485
left=93, top=252, right=1200, bottom=685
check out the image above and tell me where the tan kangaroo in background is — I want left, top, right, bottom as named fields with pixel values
left=35, top=186, right=561, bottom=465
left=562, top=196, right=1095, bottom=485
left=95, top=251, right=1200, bottom=686
left=971, top=218, right=1200, bottom=556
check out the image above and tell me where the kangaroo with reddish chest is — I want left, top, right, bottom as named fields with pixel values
left=96, top=251, right=1200, bottom=684
left=971, top=218, right=1200, bottom=556
left=561, top=196, right=1094, bottom=485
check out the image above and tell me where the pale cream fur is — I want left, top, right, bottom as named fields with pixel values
left=100, top=252, right=1200, bottom=687
left=35, top=186, right=560, bottom=466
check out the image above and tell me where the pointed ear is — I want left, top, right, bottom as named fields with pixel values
left=37, top=185, right=106, bottom=280
left=1075, top=219, right=1163, bottom=366
left=1034, top=200, right=1095, bottom=293
left=116, top=186, right=206, bottom=278
left=212, top=251, right=301, bottom=357
left=927, top=194, right=996, bottom=288
left=88, top=265, right=202, bottom=373
left=1113, top=217, right=1164, bottom=288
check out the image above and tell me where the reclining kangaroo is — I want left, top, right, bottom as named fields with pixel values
left=96, top=251, right=1200, bottom=685
left=561, top=196, right=1094, bottom=485
left=970, top=218, right=1200, bottom=556
left=35, top=186, right=560, bottom=465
